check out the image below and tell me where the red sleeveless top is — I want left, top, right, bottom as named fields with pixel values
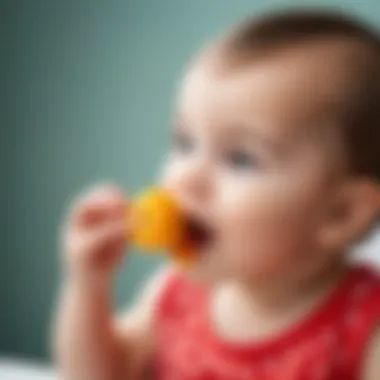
left=154, top=265, right=380, bottom=380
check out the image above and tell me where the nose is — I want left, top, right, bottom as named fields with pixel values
left=167, top=158, right=213, bottom=208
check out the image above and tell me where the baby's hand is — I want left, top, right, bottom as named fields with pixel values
left=61, top=184, right=129, bottom=282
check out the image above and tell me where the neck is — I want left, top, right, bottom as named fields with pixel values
left=227, top=256, right=348, bottom=319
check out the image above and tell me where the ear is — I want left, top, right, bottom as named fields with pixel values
left=318, top=179, right=379, bottom=251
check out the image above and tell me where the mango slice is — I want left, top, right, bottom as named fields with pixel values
left=130, top=188, right=197, bottom=266
left=131, top=188, right=191, bottom=263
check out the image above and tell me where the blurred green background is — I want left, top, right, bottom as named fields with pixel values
left=2, top=0, right=380, bottom=361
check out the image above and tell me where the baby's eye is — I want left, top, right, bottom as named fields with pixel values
left=173, top=131, right=195, bottom=154
left=225, top=150, right=260, bottom=171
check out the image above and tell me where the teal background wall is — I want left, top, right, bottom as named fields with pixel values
left=2, top=0, right=380, bottom=362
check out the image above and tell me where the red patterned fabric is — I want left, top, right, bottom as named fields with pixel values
left=154, top=265, right=380, bottom=380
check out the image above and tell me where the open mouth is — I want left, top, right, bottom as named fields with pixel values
left=184, top=216, right=214, bottom=250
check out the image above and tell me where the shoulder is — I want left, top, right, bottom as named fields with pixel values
left=112, top=266, right=179, bottom=378
left=120, top=264, right=178, bottom=327
left=113, top=265, right=177, bottom=359
left=138, top=264, right=176, bottom=303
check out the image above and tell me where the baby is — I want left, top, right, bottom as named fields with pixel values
left=53, top=9, right=380, bottom=380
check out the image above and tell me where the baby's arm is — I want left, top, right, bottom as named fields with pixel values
left=114, top=266, right=173, bottom=378
left=52, top=184, right=173, bottom=380
left=362, top=328, right=380, bottom=380
left=54, top=265, right=172, bottom=380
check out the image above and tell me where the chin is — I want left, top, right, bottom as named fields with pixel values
left=184, top=254, right=227, bottom=286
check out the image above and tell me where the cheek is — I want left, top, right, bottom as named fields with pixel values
left=221, top=175, right=313, bottom=225
left=222, top=169, right=328, bottom=223
left=217, top=173, right=327, bottom=261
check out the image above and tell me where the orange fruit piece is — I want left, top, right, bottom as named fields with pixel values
left=130, top=188, right=196, bottom=266
left=131, top=188, right=185, bottom=252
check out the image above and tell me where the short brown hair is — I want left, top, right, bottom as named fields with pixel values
left=217, top=9, right=380, bottom=182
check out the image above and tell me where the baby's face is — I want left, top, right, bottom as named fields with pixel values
left=161, top=45, right=350, bottom=282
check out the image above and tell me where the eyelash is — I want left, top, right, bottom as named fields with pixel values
left=172, top=131, right=262, bottom=171
left=225, top=149, right=260, bottom=171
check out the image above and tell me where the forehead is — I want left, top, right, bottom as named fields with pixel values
left=177, top=40, right=359, bottom=140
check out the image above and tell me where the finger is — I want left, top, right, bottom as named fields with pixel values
left=73, top=183, right=124, bottom=212
left=71, top=185, right=126, bottom=227
left=77, top=200, right=126, bottom=228
left=87, top=220, right=127, bottom=253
